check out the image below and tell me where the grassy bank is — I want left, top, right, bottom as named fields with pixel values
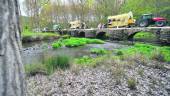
left=52, top=37, right=105, bottom=48
left=22, top=31, right=59, bottom=42
left=116, top=43, right=170, bottom=62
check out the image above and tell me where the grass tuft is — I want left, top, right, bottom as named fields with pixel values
left=44, top=54, right=71, bottom=74
left=25, top=64, right=47, bottom=76
left=90, top=48, right=108, bottom=55
left=127, top=77, right=137, bottom=90
left=25, top=54, right=71, bottom=75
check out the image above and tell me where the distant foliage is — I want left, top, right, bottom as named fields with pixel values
left=121, top=0, right=170, bottom=19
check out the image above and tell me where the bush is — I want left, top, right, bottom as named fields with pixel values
left=90, top=48, right=107, bottom=55
left=127, top=77, right=137, bottom=90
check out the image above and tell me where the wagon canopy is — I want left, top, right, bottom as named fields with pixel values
left=107, top=11, right=135, bottom=27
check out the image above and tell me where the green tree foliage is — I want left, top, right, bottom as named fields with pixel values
left=121, top=0, right=170, bottom=20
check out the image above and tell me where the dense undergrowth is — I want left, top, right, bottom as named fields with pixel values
left=52, top=37, right=105, bottom=48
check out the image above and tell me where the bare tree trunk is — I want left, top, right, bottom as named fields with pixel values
left=0, top=0, right=25, bottom=96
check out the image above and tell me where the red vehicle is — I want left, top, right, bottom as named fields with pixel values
left=137, top=14, right=168, bottom=27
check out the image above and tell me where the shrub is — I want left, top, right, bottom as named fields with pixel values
left=127, top=77, right=137, bottom=90
left=90, top=48, right=107, bottom=55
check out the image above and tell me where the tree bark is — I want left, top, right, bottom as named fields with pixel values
left=0, top=0, right=25, bottom=96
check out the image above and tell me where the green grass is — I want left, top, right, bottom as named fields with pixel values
left=134, top=32, right=156, bottom=40
left=90, top=48, right=108, bottom=55
left=25, top=54, right=71, bottom=75
left=74, top=56, right=105, bottom=67
left=52, top=40, right=63, bottom=49
left=116, top=43, right=170, bottom=62
left=52, top=37, right=105, bottom=49
left=25, top=64, right=47, bottom=76
left=22, top=30, right=59, bottom=38
left=44, top=54, right=71, bottom=74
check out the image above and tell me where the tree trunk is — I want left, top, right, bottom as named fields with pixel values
left=0, top=0, right=25, bottom=96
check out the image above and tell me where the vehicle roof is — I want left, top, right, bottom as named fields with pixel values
left=142, top=14, right=153, bottom=15
left=108, top=11, right=133, bottom=19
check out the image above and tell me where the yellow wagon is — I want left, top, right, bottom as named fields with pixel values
left=107, top=11, right=136, bottom=28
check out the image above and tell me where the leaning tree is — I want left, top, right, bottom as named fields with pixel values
left=0, top=0, right=25, bottom=96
